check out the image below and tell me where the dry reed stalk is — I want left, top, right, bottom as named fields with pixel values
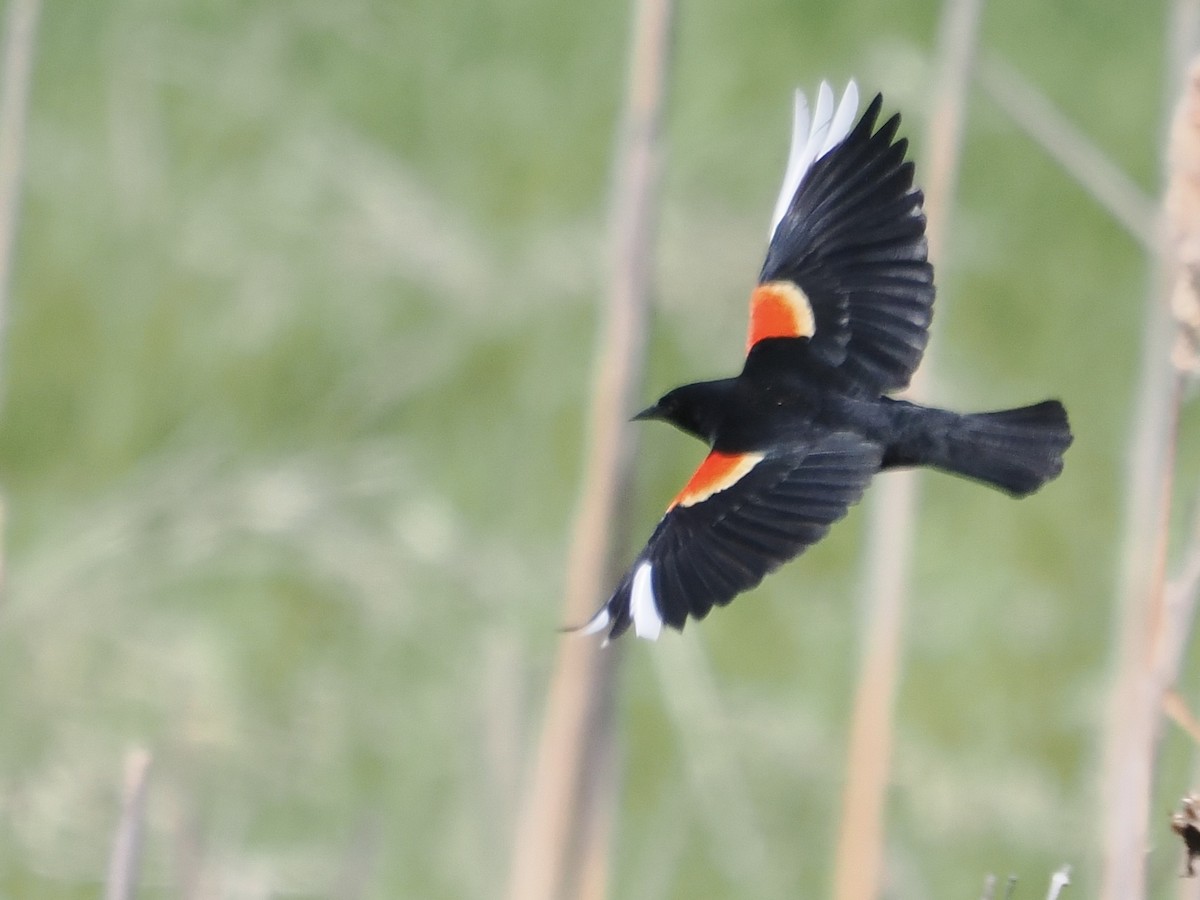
left=1163, top=16, right=1200, bottom=895
left=973, top=19, right=1200, bottom=900
left=978, top=56, right=1157, bottom=252
left=105, top=749, right=153, bottom=900
left=831, top=1, right=984, bottom=897
left=1164, top=689, right=1200, bottom=746
left=0, top=0, right=38, bottom=367
left=1100, top=51, right=1200, bottom=900
left=505, top=0, right=675, bottom=897
left=0, top=0, right=40, bottom=612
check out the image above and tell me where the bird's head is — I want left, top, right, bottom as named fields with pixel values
left=633, top=379, right=735, bottom=444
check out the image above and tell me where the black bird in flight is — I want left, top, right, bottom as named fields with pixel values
left=578, top=82, right=1072, bottom=642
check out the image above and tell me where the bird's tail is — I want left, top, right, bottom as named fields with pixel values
left=934, top=400, right=1072, bottom=497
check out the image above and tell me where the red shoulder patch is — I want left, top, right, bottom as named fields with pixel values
left=669, top=451, right=766, bottom=510
left=746, top=280, right=815, bottom=352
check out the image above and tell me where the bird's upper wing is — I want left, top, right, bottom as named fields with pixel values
left=577, top=431, right=882, bottom=641
left=745, top=83, right=935, bottom=393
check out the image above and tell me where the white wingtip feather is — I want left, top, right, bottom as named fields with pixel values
left=630, top=561, right=662, bottom=641
left=821, top=82, right=859, bottom=156
left=768, top=79, right=860, bottom=239
left=579, top=606, right=611, bottom=636
left=769, top=89, right=811, bottom=235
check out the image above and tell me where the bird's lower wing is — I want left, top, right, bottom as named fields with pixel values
left=576, top=431, right=882, bottom=641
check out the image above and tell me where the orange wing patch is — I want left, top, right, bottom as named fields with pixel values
left=670, top=451, right=766, bottom=510
left=746, top=280, right=815, bottom=352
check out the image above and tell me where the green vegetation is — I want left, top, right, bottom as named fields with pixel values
left=0, top=0, right=1188, bottom=896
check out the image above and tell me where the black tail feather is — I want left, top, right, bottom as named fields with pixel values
left=936, top=400, right=1072, bottom=497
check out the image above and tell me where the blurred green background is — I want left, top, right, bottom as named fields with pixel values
left=1, top=0, right=1196, bottom=896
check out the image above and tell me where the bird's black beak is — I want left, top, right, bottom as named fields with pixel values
left=632, top=403, right=661, bottom=422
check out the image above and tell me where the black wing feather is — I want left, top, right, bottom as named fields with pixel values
left=756, top=93, right=935, bottom=392
left=584, top=432, right=882, bottom=640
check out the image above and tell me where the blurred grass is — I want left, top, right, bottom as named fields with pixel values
left=0, top=0, right=1190, bottom=897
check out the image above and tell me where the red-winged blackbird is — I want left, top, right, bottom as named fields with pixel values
left=578, top=82, right=1072, bottom=642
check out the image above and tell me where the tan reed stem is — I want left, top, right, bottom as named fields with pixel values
left=832, top=1, right=985, bottom=897
left=505, top=0, right=675, bottom=897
